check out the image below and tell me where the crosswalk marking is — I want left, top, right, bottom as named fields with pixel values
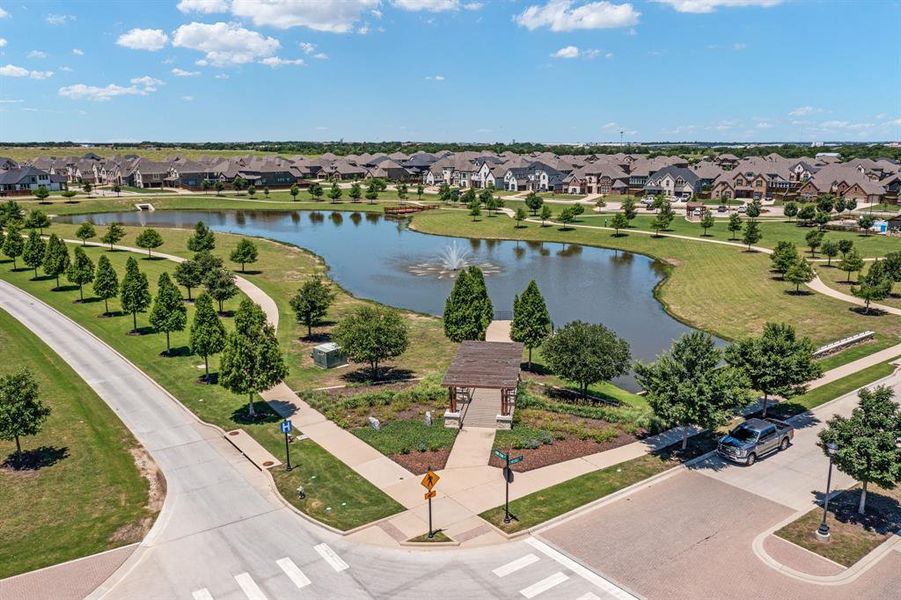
left=526, top=538, right=638, bottom=600
left=192, top=589, right=214, bottom=600
left=520, top=572, right=569, bottom=598
left=313, top=543, right=349, bottom=572
left=234, top=572, right=268, bottom=600
left=492, top=553, right=540, bottom=577
left=276, top=557, right=311, bottom=589
left=575, top=593, right=601, bottom=600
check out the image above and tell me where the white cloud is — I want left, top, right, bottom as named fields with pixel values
left=0, top=38, right=6, bottom=48
left=0, top=7, right=8, bottom=18
left=72, top=48, right=84, bottom=55
left=300, top=42, right=316, bottom=54
left=230, top=0, right=379, bottom=33
left=58, top=80, right=156, bottom=102
left=463, top=2, right=483, bottom=9
left=789, top=105, right=819, bottom=117
left=0, top=99, right=23, bottom=103
left=605, top=51, right=614, bottom=58
left=171, top=67, right=201, bottom=77
left=214, top=73, right=230, bottom=79
left=28, top=50, right=47, bottom=59
left=552, top=45, right=580, bottom=58
left=177, top=0, right=229, bottom=13
left=392, top=0, right=473, bottom=11
left=313, top=52, right=329, bottom=59
left=172, top=22, right=280, bottom=66
left=117, top=28, right=169, bottom=51
left=425, top=74, right=445, bottom=80
left=130, top=75, right=164, bottom=91
left=732, top=42, right=747, bottom=50
left=260, top=56, right=305, bottom=67
left=601, top=121, right=618, bottom=129
left=181, top=95, right=195, bottom=101
left=515, top=1, right=640, bottom=32
left=59, top=66, right=73, bottom=72
left=755, top=121, right=772, bottom=129
left=653, top=0, right=781, bottom=13
left=46, top=14, right=75, bottom=25
left=0, top=64, right=53, bottom=79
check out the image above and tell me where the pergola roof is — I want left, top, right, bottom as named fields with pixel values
left=442, top=341, right=524, bottom=390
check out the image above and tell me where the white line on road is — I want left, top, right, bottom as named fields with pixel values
left=192, top=590, right=214, bottom=600
left=276, top=557, right=311, bottom=589
left=526, top=538, right=638, bottom=600
left=234, top=573, right=268, bottom=600
left=493, top=553, right=541, bottom=577
left=314, top=543, right=349, bottom=572
left=520, top=572, right=569, bottom=598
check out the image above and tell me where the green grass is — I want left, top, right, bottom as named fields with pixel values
left=0, top=234, right=405, bottom=530
left=494, top=425, right=557, bottom=450
left=817, top=262, right=901, bottom=310
left=353, top=420, right=457, bottom=455
left=480, top=434, right=716, bottom=533
left=407, top=530, right=451, bottom=542
left=0, top=309, right=151, bottom=578
left=816, top=334, right=900, bottom=371
left=410, top=210, right=901, bottom=346
left=770, top=358, right=899, bottom=418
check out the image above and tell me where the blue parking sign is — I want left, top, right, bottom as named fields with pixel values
left=280, top=420, right=292, bottom=434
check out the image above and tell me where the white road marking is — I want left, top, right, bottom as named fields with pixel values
left=492, top=553, right=541, bottom=577
left=234, top=572, right=268, bottom=600
left=526, top=538, right=638, bottom=600
left=192, top=590, right=214, bottom=600
left=276, top=557, right=311, bottom=589
left=575, top=594, right=601, bottom=600
left=520, top=572, right=569, bottom=598
left=314, top=543, right=349, bottom=572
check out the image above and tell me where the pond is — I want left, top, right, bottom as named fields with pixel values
left=57, top=209, right=712, bottom=390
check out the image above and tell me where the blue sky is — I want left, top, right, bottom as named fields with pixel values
left=0, top=0, right=899, bottom=144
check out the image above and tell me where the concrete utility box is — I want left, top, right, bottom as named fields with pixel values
left=311, top=343, right=346, bottom=369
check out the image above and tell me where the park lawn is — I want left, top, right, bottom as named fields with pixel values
left=769, top=358, right=899, bottom=419
left=0, top=309, right=151, bottom=578
left=0, top=146, right=289, bottom=162
left=775, top=484, right=901, bottom=567
left=816, top=334, right=900, bottom=372
left=410, top=211, right=901, bottom=346
left=817, top=261, right=901, bottom=310
left=480, top=433, right=717, bottom=533
left=0, top=241, right=404, bottom=530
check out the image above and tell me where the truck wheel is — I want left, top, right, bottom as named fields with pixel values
left=746, top=453, right=756, bottom=466
left=780, top=438, right=790, bottom=451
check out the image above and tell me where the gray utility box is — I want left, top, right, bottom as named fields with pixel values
left=311, top=343, right=346, bottom=369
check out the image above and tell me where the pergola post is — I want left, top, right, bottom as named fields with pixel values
left=448, top=386, right=456, bottom=412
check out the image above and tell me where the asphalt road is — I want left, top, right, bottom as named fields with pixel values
left=0, top=280, right=630, bottom=600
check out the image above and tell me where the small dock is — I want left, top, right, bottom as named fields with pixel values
left=383, top=204, right=439, bottom=216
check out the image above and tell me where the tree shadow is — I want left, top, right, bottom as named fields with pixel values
left=2, top=446, right=69, bottom=471
left=240, top=269, right=263, bottom=276
left=230, top=402, right=281, bottom=425
left=217, top=310, right=235, bottom=318
left=143, top=256, right=168, bottom=261
left=850, top=306, right=887, bottom=317
left=56, top=284, right=80, bottom=292
left=341, top=366, right=415, bottom=385
left=301, top=332, right=332, bottom=344
left=79, top=296, right=102, bottom=304
left=196, top=373, right=218, bottom=385
left=268, top=399, right=299, bottom=416
left=98, top=310, right=126, bottom=319
left=161, top=345, right=192, bottom=358
left=785, top=289, right=814, bottom=296
left=126, top=326, right=156, bottom=336
left=812, top=488, right=901, bottom=536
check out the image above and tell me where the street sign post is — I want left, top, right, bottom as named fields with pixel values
left=280, top=419, right=293, bottom=471
left=501, top=452, right=524, bottom=524
left=421, top=467, right=439, bottom=538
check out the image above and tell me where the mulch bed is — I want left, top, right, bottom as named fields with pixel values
left=489, top=438, right=605, bottom=472
left=391, top=448, right=451, bottom=474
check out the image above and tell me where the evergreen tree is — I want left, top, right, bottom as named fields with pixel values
left=120, top=256, right=151, bottom=333
left=150, top=272, right=188, bottom=354
left=135, top=228, right=164, bottom=258
left=205, top=267, right=238, bottom=313
left=42, top=234, right=70, bottom=289
left=229, top=238, right=258, bottom=273
left=93, top=255, right=119, bottom=315
left=22, top=229, right=46, bottom=278
left=636, top=332, right=750, bottom=450
left=785, top=258, right=815, bottom=293
left=725, top=322, right=822, bottom=416
left=289, top=277, right=335, bottom=337
left=332, top=305, right=409, bottom=379
left=219, top=299, right=287, bottom=417
left=819, top=386, right=901, bottom=514
left=75, top=221, right=96, bottom=246
left=2, top=222, right=23, bottom=269
left=187, top=221, right=216, bottom=252
left=100, top=222, right=126, bottom=250
left=0, top=368, right=50, bottom=456
left=510, top=280, right=552, bottom=369
left=443, top=266, right=493, bottom=342
left=66, top=246, right=95, bottom=301
left=190, top=293, right=227, bottom=380
left=727, top=213, right=742, bottom=240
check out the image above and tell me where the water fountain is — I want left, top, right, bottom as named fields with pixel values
left=407, top=241, right=501, bottom=279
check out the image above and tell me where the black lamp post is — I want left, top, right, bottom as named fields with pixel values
left=816, top=441, right=838, bottom=540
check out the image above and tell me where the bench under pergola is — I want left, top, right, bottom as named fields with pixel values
left=442, top=341, right=524, bottom=429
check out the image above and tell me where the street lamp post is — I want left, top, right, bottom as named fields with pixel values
left=816, top=441, right=838, bottom=541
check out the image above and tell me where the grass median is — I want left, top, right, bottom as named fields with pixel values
left=0, top=308, right=152, bottom=578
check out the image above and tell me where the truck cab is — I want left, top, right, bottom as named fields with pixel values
left=717, top=417, right=794, bottom=466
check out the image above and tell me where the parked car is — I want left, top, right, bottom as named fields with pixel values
left=737, top=205, right=748, bottom=213
left=717, top=205, right=728, bottom=213
left=717, top=417, right=794, bottom=466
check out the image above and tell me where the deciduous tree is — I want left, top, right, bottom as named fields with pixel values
left=839, top=248, right=864, bottom=282
left=742, top=219, right=762, bottom=250
left=120, top=256, right=151, bottom=333
left=332, top=305, right=409, bottom=379
left=66, top=246, right=95, bottom=301
left=135, top=228, right=164, bottom=258
left=785, top=257, right=815, bottom=293
left=229, top=238, right=258, bottom=273
left=770, top=241, right=799, bottom=278
left=852, top=267, right=892, bottom=314
left=727, top=213, right=742, bottom=240
left=542, top=321, right=630, bottom=398
left=205, top=267, right=238, bottom=313
left=150, top=272, right=187, bottom=354
left=22, top=229, right=45, bottom=278
left=75, top=221, right=96, bottom=246
left=190, top=293, right=226, bottom=380
left=700, top=210, right=715, bottom=236
left=2, top=222, right=23, bottom=269
left=42, top=233, right=70, bottom=289
left=0, top=368, right=50, bottom=456
left=93, top=255, right=119, bottom=315
left=24, top=209, right=50, bottom=234
left=187, top=221, right=215, bottom=252
left=289, top=277, right=335, bottom=337
left=100, top=222, right=125, bottom=250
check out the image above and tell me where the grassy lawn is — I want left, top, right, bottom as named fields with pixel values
left=775, top=485, right=901, bottom=567
left=480, top=433, right=716, bottom=533
left=410, top=210, right=901, bottom=346
left=769, top=358, right=899, bottom=418
left=354, top=420, right=457, bottom=455
left=0, top=230, right=407, bottom=530
left=817, top=262, right=901, bottom=310
left=0, top=146, right=288, bottom=162
left=816, top=334, right=900, bottom=371
left=0, top=309, right=151, bottom=578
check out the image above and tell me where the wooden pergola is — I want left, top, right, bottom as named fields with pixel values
left=442, top=341, right=524, bottom=416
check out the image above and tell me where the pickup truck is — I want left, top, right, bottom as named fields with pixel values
left=717, top=417, right=794, bottom=466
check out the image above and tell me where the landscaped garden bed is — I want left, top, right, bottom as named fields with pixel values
left=302, top=377, right=457, bottom=473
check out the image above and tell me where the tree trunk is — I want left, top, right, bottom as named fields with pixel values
left=204, top=355, right=209, bottom=378
left=218, top=299, right=224, bottom=313
left=307, top=321, right=312, bottom=337
left=527, top=347, right=532, bottom=370
left=681, top=427, right=688, bottom=450
left=33, top=266, right=38, bottom=278
left=104, top=297, right=109, bottom=314
left=79, top=284, right=84, bottom=301
left=14, top=434, right=21, bottom=454
left=132, top=311, right=137, bottom=332
left=55, top=274, right=60, bottom=289
left=858, top=481, right=868, bottom=515
left=165, top=331, right=171, bottom=353
left=186, top=286, right=193, bottom=301
left=241, top=263, right=245, bottom=273
left=761, top=393, right=769, bottom=417
left=247, top=393, right=256, bottom=417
